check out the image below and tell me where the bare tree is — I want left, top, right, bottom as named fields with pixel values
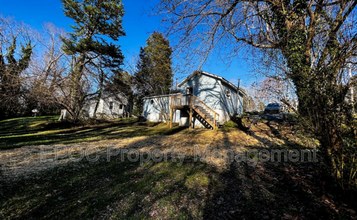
left=24, top=23, right=68, bottom=113
left=24, top=22, right=97, bottom=122
left=0, top=15, right=36, bottom=118
left=156, top=0, right=357, bottom=188
left=1, top=15, right=125, bottom=122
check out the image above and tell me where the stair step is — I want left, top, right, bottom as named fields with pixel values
left=192, top=105, right=217, bottom=129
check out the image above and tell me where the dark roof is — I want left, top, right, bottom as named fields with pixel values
left=177, top=70, right=246, bottom=96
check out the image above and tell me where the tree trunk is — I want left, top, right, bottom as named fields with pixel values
left=295, top=83, right=345, bottom=181
left=70, top=55, right=86, bottom=123
left=93, top=70, right=104, bottom=119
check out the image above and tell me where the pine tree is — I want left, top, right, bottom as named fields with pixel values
left=135, top=32, right=173, bottom=95
left=135, top=47, right=152, bottom=96
left=60, top=0, right=125, bottom=121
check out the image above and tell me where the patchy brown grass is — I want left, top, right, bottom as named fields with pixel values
left=0, top=118, right=356, bottom=219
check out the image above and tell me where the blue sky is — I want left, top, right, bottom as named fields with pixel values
left=0, top=0, right=256, bottom=87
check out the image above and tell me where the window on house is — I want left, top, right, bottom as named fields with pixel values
left=109, top=102, right=113, bottom=110
left=150, top=99, right=154, bottom=105
left=119, top=104, right=123, bottom=109
left=186, top=87, right=193, bottom=95
left=226, top=90, right=231, bottom=98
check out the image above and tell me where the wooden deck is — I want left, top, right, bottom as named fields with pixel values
left=170, top=94, right=219, bottom=130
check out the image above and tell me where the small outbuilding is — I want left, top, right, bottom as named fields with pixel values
left=59, top=92, right=130, bottom=121
left=82, top=92, right=130, bottom=118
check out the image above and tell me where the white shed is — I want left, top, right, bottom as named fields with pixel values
left=82, top=92, right=130, bottom=118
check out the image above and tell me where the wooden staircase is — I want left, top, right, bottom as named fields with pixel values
left=192, top=105, right=216, bottom=129
left=170, top=94, right=219, bottom=130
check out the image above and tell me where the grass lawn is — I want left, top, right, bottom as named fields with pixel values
left=0, top=116, right=356, bottom=219
left=0, top=116, right=185, bottom=150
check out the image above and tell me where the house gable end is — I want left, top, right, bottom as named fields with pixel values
left=178, top=70, right=245, bottom=97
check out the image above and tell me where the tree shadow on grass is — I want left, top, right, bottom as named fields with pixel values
left=0, top=116, right=60, bottom=136
left=163, top=125, right=188, bottom=135
left=0, top=119, right=183, bottom=150
left=0, top=134, right=219, bottom=219
left=1, top=123, right=356, bottom=219
left=245, top=121, right=311, bottom=150
left=203, top=132, right=357, bottom=219
left=0, top=117, right=140, bottom=137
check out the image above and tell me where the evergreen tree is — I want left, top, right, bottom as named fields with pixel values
left=60, top=0, right=125, bottom=121
left=0, top=38, right=33, bottom=119
left=135, top=32, right=173, bottom=95
left=110, top=70, right=132, bottom=95
left=135, top=47, right=152, bottom=96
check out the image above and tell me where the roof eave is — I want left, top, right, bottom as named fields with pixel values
left=177, top=70, right=246, bottom=96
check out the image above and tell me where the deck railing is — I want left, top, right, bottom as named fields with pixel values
left=170, top=94, right=219, bottom=129
left=171, top=94, right=190, bottom=108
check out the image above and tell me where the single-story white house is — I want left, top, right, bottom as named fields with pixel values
left=143, top=70, right=245, bottom=129
left=82, top=92, right=130, bottom=118
left=59, top=92, right=130, bottom=120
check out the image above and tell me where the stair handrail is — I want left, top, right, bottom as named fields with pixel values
left=191, top=94, right=219, bottom=117
left=171, top=94, right=220, bottom=129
